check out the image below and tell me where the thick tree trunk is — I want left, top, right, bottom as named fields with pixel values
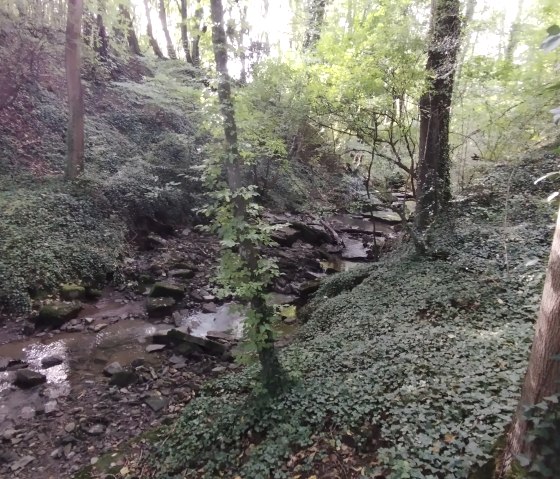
left=500, top=205, right=560, bottom=475
left=179, top=0, right=193, bottom=64
left=415, top=0, right=462, bottom=230
left=303, top=0, right=327, bottom=51
left=209, top=0, right=282, bottom=394
left=119, top=5, right=142, bottom=56
left=158, top=0, right=177, bottom=59
left=143, top=0, right=164, bottom=59
left=65, top=0, right=85, bottom=180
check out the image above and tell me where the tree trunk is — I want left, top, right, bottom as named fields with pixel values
left=158, top=0, right=177, bottom=59
left=94, top=11, right=109, bottom=61
left=303, top=0, right=327, bottom=51
left=179, top=0, right=193, bottom=63
left=119, top=5, right=142, bottom=56
left=500, top=205, right=560, bottom=475
left=65, top=0, right=85, bottom=180
left=415, top=0, right=462, bottom=230
left=504, top=0, right=524, bottom=63
left=143, top=0, right=164, bottom=59
left=191, top=0, right=205, bottom=66
left=209, top=0, right=283, bottom=394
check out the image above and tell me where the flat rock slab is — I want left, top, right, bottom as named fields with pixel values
left=145, top=395, right=168, bottom=413
left=13, top=369, right=47, bottom=389
left=146, top=344, right=166, bottom=353
left=368, top=210, right=401, bottom=223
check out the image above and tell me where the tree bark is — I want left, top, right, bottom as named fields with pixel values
left=65, top=0, right=85, bottom=180
left=504, top=0, right=524, bottom=63
left=179, top=0, right=193, bottom=63
left=94, top=11, right=109, bottom=61
left=415, top=0, right=462, bottom=230
left=500, top=205, right=560, bottom=475
left=143, top=0, right=164, bottom=59
left=303, top=0, right=327, bottom=51
left=191, top=0, right=205, bottom=66
left=158, top=0, right=177, bottom=59
left=209, top=0, right=283, bottom=394
left=119, top=5, right=142, bottom=56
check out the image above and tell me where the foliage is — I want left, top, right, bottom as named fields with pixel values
left=150, top=151, right=559, bottom=478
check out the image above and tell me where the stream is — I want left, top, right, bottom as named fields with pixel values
left=0, top=211, right=400, bottom=477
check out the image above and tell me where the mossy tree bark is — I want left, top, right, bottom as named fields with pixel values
left=209, top=0, right=283, bottom=394
left=415, top=0, right=462, bottom=230
left=65, top=0, right=85, bottom=180
left=500, top=204, right=560, bottom=476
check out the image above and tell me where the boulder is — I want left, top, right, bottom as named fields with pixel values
left=149, top=282, right=185, bottom=300
left=146, top=297, right=176, bottom=317
left=13, top=369, right=47, bottom=389
left=60, top=284, right=85, bottom=300
left=271, top=225, right=300, bottom=246
left=292, top=222, right=333, bottom=245
left=84, top=288, right=103, bottom=300
left=36, top=302, right=83, bottom=329
left=41, top=355, right=64, bottom=369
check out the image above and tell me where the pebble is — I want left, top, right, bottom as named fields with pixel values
left=20, top=407, right=35, bottom=420
left=86, top=424, right=105, bottom=436
left=64, top=422, right=76, bottom=433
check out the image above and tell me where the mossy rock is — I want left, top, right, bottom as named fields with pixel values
left=146, top=297, right=176, bottom=317
left=149, top=282, right=185, bottom=300
left=60, top=283, right=86, bottom=300
left=36, top=301, right=83, bottom=328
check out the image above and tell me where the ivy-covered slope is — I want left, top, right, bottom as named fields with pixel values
left=149, top=151, right=558, bottom=479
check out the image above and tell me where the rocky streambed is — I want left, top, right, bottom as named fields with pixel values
left=0, top=210, right=401, bottom=478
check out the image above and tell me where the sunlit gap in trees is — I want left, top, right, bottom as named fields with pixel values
left=131, top=0, right=294, bottom=78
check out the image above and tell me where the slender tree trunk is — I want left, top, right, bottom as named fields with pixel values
left=303, top=0, right=327, bottom=51
left=179, top=0, right=193, bottom=63
left=119, top=5, right=142, bottom=56
left=65, top=0, right=85, bottom=180
left=143, top=0, right=164, bottom=58
left=500, top=205, right=560, bottom=476
left=415, top=0, right=462, bottom=230
left=95, top=11, right=109, bottom=61
left=158, top=0, right=177, bottom=59
left=209, top=0, right=283, bottom=394
left=504, top=0, right=524, bottom=63
left=191, top=0, right=205, bottom=66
